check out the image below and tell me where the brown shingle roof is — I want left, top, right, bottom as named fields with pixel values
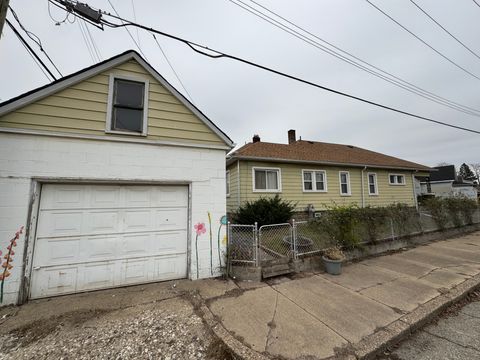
left=229, top=140, right=431, bottom=171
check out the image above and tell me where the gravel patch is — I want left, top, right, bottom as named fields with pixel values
left=0, top=297, right=228, bottom=360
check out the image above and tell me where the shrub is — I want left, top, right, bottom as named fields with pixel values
left=423, top=197, right=449, bottom=230
left=233, top=195, right=295, bottom=227
left=315, top=204, right=361, bottom=249
left=458, top=197, right=478, bottom=225
left=386, top=203, right=419, bottom=235
left=357, top=206, right=388, bottom=242
left=444, top=197, right=463, bottom=227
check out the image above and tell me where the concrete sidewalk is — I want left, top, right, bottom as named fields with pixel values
left=207, top=232, right=480, bottom=359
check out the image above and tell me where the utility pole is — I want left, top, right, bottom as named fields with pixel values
left=0, top=0, right=10, bottom=38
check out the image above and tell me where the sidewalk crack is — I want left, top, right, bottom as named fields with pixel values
left=423, top=329, right=480, bottom=352
left=265, top=292, right=279, bottom=351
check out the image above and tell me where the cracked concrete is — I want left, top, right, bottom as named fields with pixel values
left=208, top=231, right=480, bottom=359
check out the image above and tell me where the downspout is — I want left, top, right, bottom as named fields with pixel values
left=237, top=160, right=241, bottom=209
left=412, top=170, right=419, bottom=211
left=361, top=166, right=367, bottom=208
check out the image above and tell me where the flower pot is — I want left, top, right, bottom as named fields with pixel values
left=322, top=256, right=343, bottom=275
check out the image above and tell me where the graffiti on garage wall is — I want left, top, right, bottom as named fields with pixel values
left=0, top=226, right=23, bottom=303
left=194, top=215, right=227, bottom=279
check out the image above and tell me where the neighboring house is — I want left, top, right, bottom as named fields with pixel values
left=0, top=50, right=234, bottom=305
left=418, top=165, right=478, bottom=200
left=226, top=130, right=431, bottom=216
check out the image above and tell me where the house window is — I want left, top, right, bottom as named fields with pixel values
left=107, top=75, right=149, bottom=135
left=339, top=171, right=351, bottom=195
left=368, top=173, right=378, bottom=195
left=253, top=167, right=281, bottom=192
left=389, top=174, right=406, bottom=185
left=226, top=170, right=231, bottom=197
left=303, top=170, right=327, bottom=192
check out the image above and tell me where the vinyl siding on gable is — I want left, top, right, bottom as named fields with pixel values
left=0, top=60, right=225, bottom=146
left=226, top=160, right=417, bottom=211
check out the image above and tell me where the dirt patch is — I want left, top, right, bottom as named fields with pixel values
left=3, top=309, right=110, bottom=350
left=205, top=337, right=237, bottom=360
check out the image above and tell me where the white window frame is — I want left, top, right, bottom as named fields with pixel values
left=367, top=172, right=378, bottom=195
left=302, top=169, right=328, bottom=192
left=339, top=171, right=351, bottom=196
left=226, top=170, right=231, bottom=197
left=389, top=173, right=406, bottom=186
left=105, top=73, right=150, bottom=137
left=252, top=167, right=282, bottom=193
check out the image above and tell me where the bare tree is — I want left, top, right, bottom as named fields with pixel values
left=436, top=162, right=450, bottom=167
left=469, top=163, right=480, bottom=184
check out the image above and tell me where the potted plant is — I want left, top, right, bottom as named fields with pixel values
left=322, top=246, right=345, bottom=275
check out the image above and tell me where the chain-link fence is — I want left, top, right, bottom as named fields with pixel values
left=258, top=223, right=293, bottom=261
left=227, top=207, right=480, bottom=267
left=227, top=223, right=257, bottom=266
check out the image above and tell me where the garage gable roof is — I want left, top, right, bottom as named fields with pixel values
left=0, top=50, right=234, bottom=148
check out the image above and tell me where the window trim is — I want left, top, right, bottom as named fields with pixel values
left=302, top=169, right=328, bottom=192
left=226, top=170, right=231, bottom=197
left=252, top=167, right=282, bottom=193
left=339, top=171, right=351, bottom=196
left=389, top=173, right=406, bottom=186
left=367, top=172, right=379, bottom=196
left=105, top=74, right=149, bottom=137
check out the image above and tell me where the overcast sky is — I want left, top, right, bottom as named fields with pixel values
left=1, top=0, right=480, bottom=168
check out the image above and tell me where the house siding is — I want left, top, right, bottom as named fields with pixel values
left=0, top=60, right=225, bottom=146
left=227, top=160, right=417, bottom=212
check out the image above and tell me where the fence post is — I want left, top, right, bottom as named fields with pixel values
left=390, top=218, right=395, bottom=240
left=226, top=221, right=231, bottom=277
left=254, top=222, right=259, bottom=267
left=292, top=219, right=297, bottom=260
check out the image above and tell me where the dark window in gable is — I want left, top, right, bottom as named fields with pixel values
left=111, top=79, right=145, bottom=133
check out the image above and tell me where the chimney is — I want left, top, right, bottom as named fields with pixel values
left=252, top=134, right=261, bottom=143
left=288, top=129, right=296, bottom=144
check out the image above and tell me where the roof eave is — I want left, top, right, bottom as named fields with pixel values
left=227, top=155, right=432, bottom=171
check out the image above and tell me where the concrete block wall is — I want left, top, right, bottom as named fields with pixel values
left=0, top=132, right=228, bottom=305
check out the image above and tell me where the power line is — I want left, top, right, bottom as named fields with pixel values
left=9, top=5, right=63, bottom=76
left=83, top=18, right=102, bottom=60
left=228, top=0, right=480, bottom=118
left=152, top=33, right=195, bottom=103
left=78, top=19, right=96, bottom=62
left=365, top=0, right=480, bottom=82
left=130, top=0, right=140, bottom=46
left=6, top=19, right=56, bottom=81
left=106, top=0, right=149, bottom=61
left=50, top=0, right=480, bottom=135
left=410, top=0, right=480, bottom=61
left=244, top=0, right=480, bottom=116
left=474, top=1, right=480, bottom=9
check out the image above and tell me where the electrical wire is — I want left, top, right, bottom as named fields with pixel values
left=48, top=0, right=480, bottom=135
left=243, top=0, right=480, bottom=116
left=84, top=19, right=102, bottom=60
left=6, top=19, right=56, bottom=81
left=365, top=0, right=480, bottom=82
left=9, top=5, right=63, bottom=77
left=131, top=0, right=140, bottom=47
left=106, top=0, right=149, bottom=61
left=152, top=33, right=195, bottom=103
left=410, top=0, right=480, bottom=61
left=228, top=0, right=480, bottom=118
left=78, top=19, right=96, bottom=62
left=474, top=1, right=480, bottom=8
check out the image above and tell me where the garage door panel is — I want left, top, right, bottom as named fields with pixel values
left=82, top=262, right=115, bottom=290
left=154, top=208, right=187, bottom=230
left=31, top=266, right=78, bottom=297
left=33, top=238, right=81, bottom=266
left=153, top=231, right=188, bottom=253
left=31, top=184, right=188, bottom=299
left=89, top=186, right=121, bottom=208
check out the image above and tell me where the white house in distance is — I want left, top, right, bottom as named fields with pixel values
left=0, top=50, right=234, bottom=305
left=416, top=165, right=478, bottom=200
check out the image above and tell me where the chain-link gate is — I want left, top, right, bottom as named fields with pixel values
left=227, top=223, right=258, bottom=267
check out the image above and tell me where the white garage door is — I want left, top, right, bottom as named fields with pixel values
left=30, top=184, right=188, bottom=299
